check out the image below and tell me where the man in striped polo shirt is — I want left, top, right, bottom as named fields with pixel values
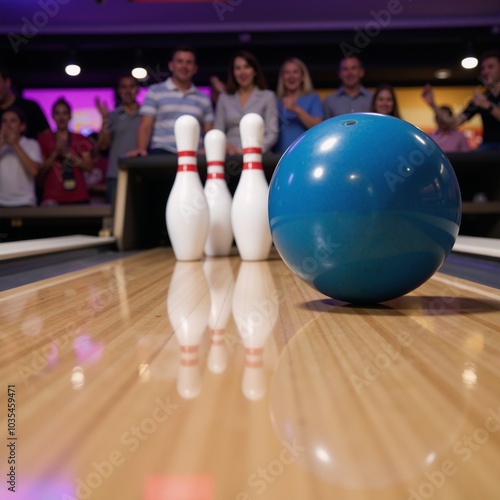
left=134, top=46, right=214, bottom=155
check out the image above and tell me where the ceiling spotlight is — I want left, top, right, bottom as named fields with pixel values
left=132, top=66, right=148, bottom=80
left=461, top=56, right=478, bottom=69
left=65, top=47, right=81, bottom=76
left=434, top=68, right=451, bottom=80
left=461, top=42, right=478, bottom=70
left=132, top=48, right=148, bottom=81
left=65, top=63, right=81, bottom=76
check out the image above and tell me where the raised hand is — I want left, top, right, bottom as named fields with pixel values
left=281, top=96, right=298, bottom=112
left=55, top=134, right=68, bottom=156
left=3, top=129, right=20, bottom=147
left=95, top=97, right=109, bottom=118
left=421, top=84, right=435, bottom=107
left=472, top=89, right=491, bottom=110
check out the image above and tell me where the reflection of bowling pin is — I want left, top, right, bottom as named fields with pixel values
left=166, top=115, right=209, bottom=261
left=232, top=261, right=279, bottom=400
left=204, top=130, right=233, bottom=257
left=167, top=261, right=211, bottom=399
left=231, top=113, right=273, bottom=261
left=203, top=259, right=235, bottom=373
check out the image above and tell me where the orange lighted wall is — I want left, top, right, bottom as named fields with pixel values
left=317, top=86, right=483, bottom=149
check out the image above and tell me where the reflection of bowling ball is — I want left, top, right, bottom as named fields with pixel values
left=269, top=308, right=468, bottom=489
left=268, top=113, right=461, bottom=304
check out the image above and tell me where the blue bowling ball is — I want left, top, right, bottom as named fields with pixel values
left=268, top=113, right=462, bottom=304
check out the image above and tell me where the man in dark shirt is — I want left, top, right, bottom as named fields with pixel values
left=422, top=50, right=500, bottom=151
left=0, top=64, right=49, bottom=140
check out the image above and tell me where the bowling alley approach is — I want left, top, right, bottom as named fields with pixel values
left=2, top=109, right=500, bottom=499
left=2, top=3, right=500, bottom=499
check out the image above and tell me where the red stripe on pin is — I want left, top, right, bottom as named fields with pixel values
left=245, top=360, right=263, bottom=368
left=178, top=150, right=196, bottom=157
left=245, top=347, right=263, bottom=355
left=207, top=173, right=225, bottom=179
left=177, top=165, right=197, bottom=172
left=180, top=345, right=198, bottom=353
left=207, top=161, right=225, bottom=166
left=181, top=359, right=199, bottom=366
left=243, top=147, right=262, bottom=155
left=243, top=162, right=263, bottom=170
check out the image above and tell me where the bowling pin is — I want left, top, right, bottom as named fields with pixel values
left=232, top=261, right=279, bottom=400
left=204, top=130, right=234, bottom=257
left=166, top=115, right=209, bottom=261
left=167, top=261, right=211, bottom=399
left=203, top=258, right=235, bottom=373
left=231, top=113, right=273, bottom=261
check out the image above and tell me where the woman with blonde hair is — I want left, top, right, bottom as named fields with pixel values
left=274, top=57, right=324, bottom=154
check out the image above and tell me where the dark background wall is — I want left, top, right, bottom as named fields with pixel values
left=1, top=0, right=500, bottom=90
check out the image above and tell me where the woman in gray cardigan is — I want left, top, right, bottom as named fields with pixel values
left=214, top=51, right=278, bottom=154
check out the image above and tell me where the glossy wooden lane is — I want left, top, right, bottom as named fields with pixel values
left=1, top=248, right=500, bottom=500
